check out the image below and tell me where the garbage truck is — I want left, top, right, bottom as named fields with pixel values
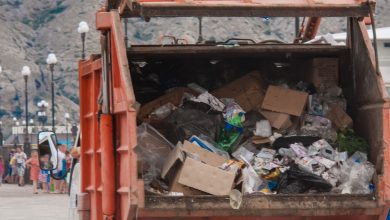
left=74, top=0, right=390, bottom=219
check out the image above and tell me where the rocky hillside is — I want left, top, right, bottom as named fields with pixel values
left=0, top=0, right=389, bottom=137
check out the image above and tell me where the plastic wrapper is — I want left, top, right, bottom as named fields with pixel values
left=253, top=120, right=272, bottom=137
left=149, top=102, right=176, bottom=120
left=300, top=115, right=334, bottom=140
left=278, top=148, right=296, bottom=159
left=232, top=146, right=255, bottom=162
left=190, top=92, right=225, bottom=111
left=217, top=128, right=242, bottom=152
left=290, top=143, right=308, bottom=158
left=190, top=135, right=231, bottom=159
left=229, top=189, right=243, bottom=209
left=223, top=102, right=246, bottom=128
left=319, top=144, right=336, bottom=160
left=278, top=165, right=332, bottom=194
left=256, top=148, right=276, bottom=160
left=295, top=157, right=325, bottom=176
left=314, top=156, right=336, bottom=169
left=242, top=165, right=263, bottom=194
left=308, top=94, right=328, bottom=116
left=135, top=123, right=175, bottom=185
left=337, top=161, right=375, bottom=194
left=347, top=151, right=367, bottom=165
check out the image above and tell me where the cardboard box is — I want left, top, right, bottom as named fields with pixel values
left=178, top=157, right=236, bottom=196
left=138, top=87, right=198, bottom=122
left=212, top=71, right=266, bottom=112
left=326, top=103, right=353, bottom=129
left=260, top=110, right=292, bottom=130
left=307, top=58, right=339, bottom=89
left=261, top=86, right=308, bottom=116
left=162, top=141, right=233, bottom=196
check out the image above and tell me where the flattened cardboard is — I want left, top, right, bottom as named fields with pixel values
left=308, top=58, right=339, bottom=89
left=212, top=71, right=266, bottom=112
left=178, top=157, right=236, bottom=196
left=260, top=110, right=292, bottom=129
left=326, top=103, right=353, bottom=129
left=182, top=141, right=227, bottom=167
left=252, top=136, right=271, bottom=145
left=261, top=86, right=308, bottom=116
left=139, top=87, right=198, bottom=122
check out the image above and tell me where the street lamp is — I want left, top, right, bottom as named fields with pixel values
left=14, top=121, right=20, bottom=147
left=77, top=21, right=89, bottom=60
left=0, top=121, right=3, bottom=150
left=65, top=113, right=70, bottom=148
left=46, top=53, right=57, bottom=131
left=21, top=66, right=31, bottom=155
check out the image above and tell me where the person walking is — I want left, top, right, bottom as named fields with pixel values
left=55, top=144, right=67, bottom=193
left=0, top=156, right=4, bottom=186
left=39, top=169, right=50, bottom=193
left=26, top=150, right=40, bottom=194
left=14, top=146, right=27, bottom=186
left=4, top=149, right=16, bottom=183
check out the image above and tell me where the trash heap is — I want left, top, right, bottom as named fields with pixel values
left=135, top=60, right=375, bottom=198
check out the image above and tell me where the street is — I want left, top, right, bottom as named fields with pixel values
left=0, top=184, right=69, bottom=220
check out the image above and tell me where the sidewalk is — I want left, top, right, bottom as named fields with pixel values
left=0, top=184, right=69, bottom=220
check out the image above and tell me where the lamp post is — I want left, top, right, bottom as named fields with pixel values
left=46, top=53, right=57, bottom=132
left=65, top=113, right=70, bottom=148
left=14, top=121, right=19, bottom=147
left=77, top=21, right=89, bottom=60
left=0, top=121, right=3, bottom=155
left=22, top=66, right=31, bottom=155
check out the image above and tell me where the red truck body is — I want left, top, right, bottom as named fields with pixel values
left=78, top=1, right=390, bottom=219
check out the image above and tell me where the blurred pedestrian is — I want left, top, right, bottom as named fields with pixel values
left=4, top=149, right=16, bottom=183
left=39, top=155, right=50, bottom=193
left=0, top=156, right=4, bottom=186
left=26, top=150, right=40, bottom=194
left=14, top=146, right=27, bottom=186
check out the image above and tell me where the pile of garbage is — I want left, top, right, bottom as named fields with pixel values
left=135, top=59, right=375, bottom=198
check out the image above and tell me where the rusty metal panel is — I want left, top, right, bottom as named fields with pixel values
left=127, top=44, right=348, bottom=60
left=347, top=18, right=390, bottom=207
left=116, top=0, right=373, bottom=17
left=79, top=58, right=103, bottom=220
left=103, top=11, right=140, bottom=220
left=139, top=194, right=381, bottom=218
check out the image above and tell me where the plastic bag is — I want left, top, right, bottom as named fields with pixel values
left=190, top=92, right=225, bottom=111
left=336, top=160, right=375, bottom=194
left=217, top=127, right=242, bottom=152
left=135, top=123, right=175, bottom=185
left=223, top=102, right=245, bottom=128
left=300, top=115, right=333, bottom=140
left=253, top=120, right=272, bottom=137
left=242, top=165, right=263, bottom=194
left=149, top=102, right=176, bottom=120
left=162, top=107, right=224, bottom=144
left=278, top=165, right=332, bottom=194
